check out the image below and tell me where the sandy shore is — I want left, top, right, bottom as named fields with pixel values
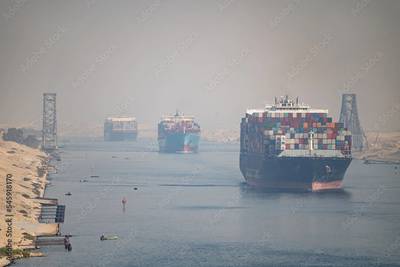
left=0, top=140, right=58, bottom=266
left=354, top=132, right=400, bottom=162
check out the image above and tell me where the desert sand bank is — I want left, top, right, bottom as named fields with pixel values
left=0, top=141, right=58, bottom=266
left=354, top=132, right=400, bottom=163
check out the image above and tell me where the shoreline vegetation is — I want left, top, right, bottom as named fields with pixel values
left=0, top=140, right=57, bottom=267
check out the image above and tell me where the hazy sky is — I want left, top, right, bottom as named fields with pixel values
left=0, top=0, right=399, bottom=134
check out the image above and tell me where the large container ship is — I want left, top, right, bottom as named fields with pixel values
left=240, top=96, right=352, bottom=191
left=104, top=117, right=138, bottom=141
left=158, top=112, right=200, bottom=153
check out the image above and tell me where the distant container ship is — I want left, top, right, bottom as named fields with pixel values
left=240, top=96, right=352, bottom=191
left=104, top=117, right=138, bottom=141
left=158, top=112, right=200, bottom=153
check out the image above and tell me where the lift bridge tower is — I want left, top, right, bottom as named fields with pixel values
left=339, top=93, right=365, bottom=151
left=42, top=93, right=57, bottom=152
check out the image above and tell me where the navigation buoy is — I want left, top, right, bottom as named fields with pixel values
left=122, top=197, right=127, bottom=212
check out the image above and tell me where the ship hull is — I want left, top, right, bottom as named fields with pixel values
left=158, top=132, right=200, bottom=153
left=104, top=132, right=138, bottom=141
left=240, top=153, right=352, bottom=191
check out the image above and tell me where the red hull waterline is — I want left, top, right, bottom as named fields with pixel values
left=183, top=145, right=192, bottom=153
left=175, top=145, right=196, bottom=154
left=245, top=178, right=343, bottom=192
left=311, top=180, right=343, bottom=191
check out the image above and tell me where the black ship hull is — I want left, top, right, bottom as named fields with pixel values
left=240, top=153, right=352, bottom=191
left=104, top=132, right=138, bottom=141
left=158, top=132, right=200, bottom=153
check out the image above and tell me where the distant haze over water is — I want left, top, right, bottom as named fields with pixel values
left=0, top=0, right=399, bottom=133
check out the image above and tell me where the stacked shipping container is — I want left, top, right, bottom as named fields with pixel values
left=159, top=116, right=200, bottom=135
left=241, top=107, right=351, bottom=156
left=104, top=117, right=138, bottom=141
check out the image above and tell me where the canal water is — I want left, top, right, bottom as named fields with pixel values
left=15, top=138, right=400, bottom=266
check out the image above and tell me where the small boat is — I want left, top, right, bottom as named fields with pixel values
left=100, top=235, right=118, bottom=241
left=65, top=192, right=72, bottom=196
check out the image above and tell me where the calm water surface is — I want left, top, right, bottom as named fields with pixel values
left=16, top=138, right=400, bottom=267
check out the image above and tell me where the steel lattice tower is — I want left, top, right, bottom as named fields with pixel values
left=339, top=93, right=364, bottom=151
left=42, top=93, right=57, bottom=151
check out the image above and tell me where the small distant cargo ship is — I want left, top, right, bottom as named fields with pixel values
left=104, top=117, right=138, bottom=141
left=158, top=111, right=200, bottom=153
left=240, top=96, right=352, bottom=191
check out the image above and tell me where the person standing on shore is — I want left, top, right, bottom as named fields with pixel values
left=64, top=235, right=70, bottom=250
